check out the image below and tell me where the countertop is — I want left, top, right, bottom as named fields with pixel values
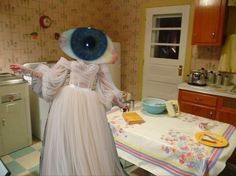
left=178, top=82, right=236, bottom=98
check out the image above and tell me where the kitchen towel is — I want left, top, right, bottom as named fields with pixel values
left=218, top=34, right=236, bottom=73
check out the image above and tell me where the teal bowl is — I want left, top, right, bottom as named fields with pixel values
left=142, top=98, right=166, bottom=114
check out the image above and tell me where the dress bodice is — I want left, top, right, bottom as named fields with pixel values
left=69, top=60, right=99, bottom=89
left=37, top=57, right=123, bottom=109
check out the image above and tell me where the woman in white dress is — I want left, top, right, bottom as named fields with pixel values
left=10, top=27, right=126, bottom=176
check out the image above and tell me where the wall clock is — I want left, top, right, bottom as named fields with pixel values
left=39, top=15, right=52, bottom=28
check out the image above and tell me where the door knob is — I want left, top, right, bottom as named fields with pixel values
left=178, top=65, right=183, bottom=76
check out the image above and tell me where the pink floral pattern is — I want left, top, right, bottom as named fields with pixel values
left=161, top=129, right=209, bottom=168
left=109, top=115, right=130, bottom=138
left=180, top=114, right=200, bottom=123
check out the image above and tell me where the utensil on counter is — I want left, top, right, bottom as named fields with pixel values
left=207, top=71, right=216, bottom=84
left=216, top=74, right=223, bottom=86
left=223, top=75, right=230, bottom=86
left=188, top=71, right=207, bottom=86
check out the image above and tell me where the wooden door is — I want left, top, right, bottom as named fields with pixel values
left=143, top=5, right=190, bottom=100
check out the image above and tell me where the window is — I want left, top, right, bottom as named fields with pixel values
left=150, top=14, right=182, bottom=59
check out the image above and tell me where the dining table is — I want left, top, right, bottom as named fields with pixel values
left=106, top=102, right=236, bottom=176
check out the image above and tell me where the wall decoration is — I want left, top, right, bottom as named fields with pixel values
left=54, top=33, right=60, bottom=40
left=39, top=15, right=52, bottom=28
left=30, top=32, right=39, bottom=39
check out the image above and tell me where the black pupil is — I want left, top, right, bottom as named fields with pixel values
left=83, top=36, right=96, bottom=49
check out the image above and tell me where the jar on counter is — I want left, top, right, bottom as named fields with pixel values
left=216, top=74, right=223, bottom=86
left=207, top=71, right=216, bottom=84
left=223, top=75, right=230, bottom=86
left=200, top=67, right=208, bottom=79
left=187, top=74, right=192, bottom=83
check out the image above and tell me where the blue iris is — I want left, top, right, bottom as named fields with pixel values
left=71, top=27, right=108, bottom=61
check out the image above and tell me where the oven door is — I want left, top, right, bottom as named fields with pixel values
left=0, top=95, right=31, bottom=156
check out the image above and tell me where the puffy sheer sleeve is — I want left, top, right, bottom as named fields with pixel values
left=31, top=64, right=50, bottom=97
left=96, top=64, right=125, bottom=110
left=42, top=57, right=71, bottom=102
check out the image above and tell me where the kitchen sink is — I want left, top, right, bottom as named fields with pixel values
left=230, top=85, right=236, bottom=93
left=187, top=83, right=236, bottom=95
left=188, top=85, right=214, bottom=91
left=213, top=85, right=236, bottom=94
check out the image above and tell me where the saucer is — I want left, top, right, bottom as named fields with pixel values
left=195, top=131, right=228, bottom=148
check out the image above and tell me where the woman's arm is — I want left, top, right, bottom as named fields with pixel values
left=96, top=63, right=129, bottom=111
left=10, top=64, right=43, bottom=79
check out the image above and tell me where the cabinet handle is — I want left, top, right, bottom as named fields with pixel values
left=211, top=32, right=215, bottom=39
left=209, top=111, right=213, bottom=118
left=195, top=97, right=201, bottom=101
left=2, top=119, right=6, bottom=126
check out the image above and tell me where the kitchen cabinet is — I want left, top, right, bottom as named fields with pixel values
left=179, top=89, right=236, bottom=125
left=178, top=88, right=236, bottom=164
left=192, top=0, right=227, bottom=46
left=178, top=90, right=217, bottom=119
left=216, top=97, right=236, bottom=127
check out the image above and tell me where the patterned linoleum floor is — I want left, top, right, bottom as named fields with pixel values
left=1, top=141, right=236, bottom=176
left=0, top=141, right=150, bottom=176
left=1, top=142, right=41, bottom=176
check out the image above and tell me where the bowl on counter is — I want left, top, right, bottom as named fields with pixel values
left=142, top=98, right=166, bottom=114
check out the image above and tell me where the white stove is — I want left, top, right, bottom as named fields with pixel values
left=0, top=73, right=32, bottom=156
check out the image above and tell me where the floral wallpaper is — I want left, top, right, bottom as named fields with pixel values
left=0, top=0, right=145, bottom=99
left=3, top=0, right=233, bottom=99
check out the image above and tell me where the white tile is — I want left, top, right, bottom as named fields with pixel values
left=1, top=155, right=13, bottom=164
left=18, top=171, right=31, bottom=176
left=31, top=142, right=42, bottom=151
left=16, top=151, right=40, bottom=170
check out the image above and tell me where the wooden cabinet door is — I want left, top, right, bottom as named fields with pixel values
left=216, top=111, right=236, bottom=127
left=179, top=101, right=216, bottom=119
left=216, top=97, right=236, bottom=127
left=179, top=90, right=217, bottom=107
left=192, top=0, right=227, bottom=46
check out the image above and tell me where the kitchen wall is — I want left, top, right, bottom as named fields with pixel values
left=1, top=0, right=235, bottom=100
left=0, top=0, right=195, bottom=100
left=0, top=0, right=107, bottom=68
left=0, top=0, right=141, bottom=98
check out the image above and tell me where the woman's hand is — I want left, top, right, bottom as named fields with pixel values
left=121, top=105, right=129, bottom=112
left=10, top=64, right=43, bottom=78
left=10, top=64, right=24, bottom=74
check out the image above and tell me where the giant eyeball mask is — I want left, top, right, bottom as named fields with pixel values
left=59, top=27, right=114, bottom=64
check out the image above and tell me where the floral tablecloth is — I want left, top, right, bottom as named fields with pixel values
left=107, top=105, right=236, bottom=176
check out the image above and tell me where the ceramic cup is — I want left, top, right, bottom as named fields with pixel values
left=199, top=122, right=215, bottom=130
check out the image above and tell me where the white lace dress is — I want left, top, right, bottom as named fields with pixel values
left=34, top=57, right=124, bottom=175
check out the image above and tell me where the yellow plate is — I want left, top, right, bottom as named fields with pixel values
left=195, top=131, right=228, bottom=148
